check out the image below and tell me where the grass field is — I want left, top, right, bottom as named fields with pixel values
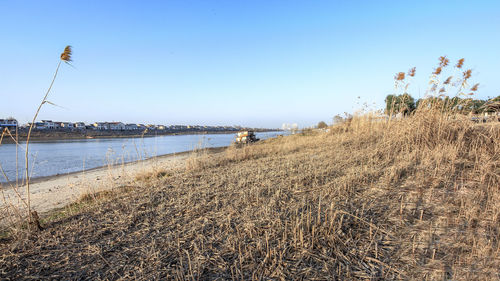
left=1, top=108, right=499, bottom=280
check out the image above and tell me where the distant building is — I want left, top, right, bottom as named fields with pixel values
left=34, top=122, right=46, bottom=129
left=53, top=122, right=62, bottom=129
left=74, top=122, right=86, bottom=129
left=109, top=122, right=125, bottom=130
left=145, top=124, right=156, bottom=130
left=0, top=118, right=18, bottom=129
left=41, top=120, right=55, bottom=129
left=94, top=122, right=109, bottom=130
left=125, top=123, right=139, bottom=130
left=60, top=122, right=74, bottom=129
left=6, top=118, right=249, bottom=134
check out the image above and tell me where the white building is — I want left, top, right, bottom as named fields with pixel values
left=125, top=123, right=139, bottom=130
left=0, top=118, right=18, bottom=129
left=41, top=120, right=55, bottom=129
left=74, top=122, right=86, bottom=129
left=109, top=122, right=125, bottom=130
left=33, top=122, right=46, bottom=129
left=94, top=122, right=109, bottom=130
left=60, top=122, right=74, bottom=129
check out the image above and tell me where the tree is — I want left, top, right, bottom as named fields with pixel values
left=385, top=93, right=416, bottom=115
left=333, top=115, right=344, bottom=124
left=317, top=121, right=328, bottom=129
left=385, top=95, right=396, bottom=114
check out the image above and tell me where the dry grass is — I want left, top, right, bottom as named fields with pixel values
left=1, top=107, right=499, bottom=280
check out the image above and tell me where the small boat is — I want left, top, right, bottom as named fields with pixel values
left=235, top=131, right=259, bottom=144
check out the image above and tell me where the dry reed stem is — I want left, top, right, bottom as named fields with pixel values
left=23, top=46, right=72, bottom=230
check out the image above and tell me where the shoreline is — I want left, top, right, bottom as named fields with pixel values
left=0, top=146, right=228, bottom=187
left=1, top=130, right=280, bottom=144
left=0, top=145, right=228, bottom=222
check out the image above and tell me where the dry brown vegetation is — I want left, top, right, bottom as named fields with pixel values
left=1, top=105, right=499, bottom=280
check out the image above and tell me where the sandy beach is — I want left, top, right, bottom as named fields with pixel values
left=0, top=147, right=225, bottom=224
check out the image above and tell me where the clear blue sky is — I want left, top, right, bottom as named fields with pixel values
left=1, top=0, right=499, bottom=128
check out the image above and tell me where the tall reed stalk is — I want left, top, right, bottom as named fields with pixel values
left=25, top=46, right=72, bottom=230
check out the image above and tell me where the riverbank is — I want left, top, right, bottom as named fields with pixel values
left=1, top=113, right=499, bottom=279
left=0, top=146, right=226, bottom=224
left=0, top=131, right=285, bottom=184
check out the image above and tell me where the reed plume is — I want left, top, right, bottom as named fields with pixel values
left=433, top=67, right=442, bottom=75
left=439, top=56, right=449, bottom=67
left=407, top=67, right=416, bottom=77
left=463, top=69, right=472, bottom=80
left=395, top=72, right=405, bottom=81
left=470, top=83, right=479, bottom=91
left=60, top=46, right=72, bottom=62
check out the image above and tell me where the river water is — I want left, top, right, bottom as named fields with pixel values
left=0, top=132, right=283, bottom=183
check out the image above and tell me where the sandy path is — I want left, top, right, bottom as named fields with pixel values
left=0, top=152, right=193, bottom=224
